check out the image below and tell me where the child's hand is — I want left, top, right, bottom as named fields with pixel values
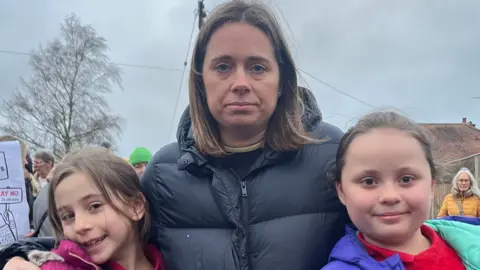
left=3, top=256, right=40, bottom=270
left=24, top=230, right=35, bottom=238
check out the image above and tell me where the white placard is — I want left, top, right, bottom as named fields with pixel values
left=0, top=141, right=30, bottom=246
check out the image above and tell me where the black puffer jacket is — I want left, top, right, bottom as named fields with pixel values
left=0, top=89, right=349, bottom=270
left=142, top=88, right=349, bottom=270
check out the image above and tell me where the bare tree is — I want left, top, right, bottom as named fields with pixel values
left=0, top=13, right=123, bottom=157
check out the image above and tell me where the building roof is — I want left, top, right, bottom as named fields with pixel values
left=419, top=122, right=480, bottom=163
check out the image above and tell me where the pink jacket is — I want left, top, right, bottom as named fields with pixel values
left=28, top=240, right=101, bottom=270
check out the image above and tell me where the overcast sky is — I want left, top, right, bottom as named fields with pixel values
left=1, top=0, right=479, bottom=157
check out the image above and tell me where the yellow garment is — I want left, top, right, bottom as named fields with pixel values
left=437, top=193, right=480, bottom=217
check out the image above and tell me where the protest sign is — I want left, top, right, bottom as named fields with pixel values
left=0, top=141, right=29, bottom=246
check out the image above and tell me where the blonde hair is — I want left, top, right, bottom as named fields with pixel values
left=451, top=167, right=480, bottom=197
left=48, top=147, right=151, bottom=244
left=188, top=1, right=317, bottom=156
left=0, top=135, right=40, bottom=194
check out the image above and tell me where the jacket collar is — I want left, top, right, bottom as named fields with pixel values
left=328, top=226, right=404, bottom=269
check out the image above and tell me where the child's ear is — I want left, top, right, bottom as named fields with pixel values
left=128, top=193, right=146, bottom=221
left=335, top=182, right=346, bottom=206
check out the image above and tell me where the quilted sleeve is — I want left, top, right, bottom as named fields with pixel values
left=0, top=237, right=55, bottom=268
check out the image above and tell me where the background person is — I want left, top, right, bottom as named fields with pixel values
left=437, top=167, right=480, bottom=217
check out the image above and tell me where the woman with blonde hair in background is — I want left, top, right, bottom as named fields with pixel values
left=437, top=167, right=480, bottom=217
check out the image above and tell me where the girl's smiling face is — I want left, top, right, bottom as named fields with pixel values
left=337, top=128, right=434, bottom=248
left=54, top=172, right=143, bottom=265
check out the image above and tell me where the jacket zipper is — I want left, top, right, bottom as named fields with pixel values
left=69, top=252, right=101, bottom=269
left=230, top=169, right=249, bottom=268
left=238, top=177, right=248, bottom=223
left=240, top=179, right=249, bottom=268
left=241, top=181, right=247, bottom=197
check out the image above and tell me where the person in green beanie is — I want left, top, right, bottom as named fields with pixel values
left=129, top=147, right=152, bottom=177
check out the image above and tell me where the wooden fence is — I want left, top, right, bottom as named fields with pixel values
left=429, top=182, right=452, bottom=219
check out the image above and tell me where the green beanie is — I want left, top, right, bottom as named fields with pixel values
left=129, top=147, right=152, bottom=165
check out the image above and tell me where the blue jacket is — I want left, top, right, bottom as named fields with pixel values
left=322, top=217, right=480, bottom=270
left=437, top=215, right=480, bottom=225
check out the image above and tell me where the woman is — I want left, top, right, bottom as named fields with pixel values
left=438, top=167, right=480, bottom=217
left=142, top=1, right=348, bottom=269
left=1, top=1, right=348, bottom=270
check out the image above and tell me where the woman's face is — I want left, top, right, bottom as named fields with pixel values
left=202, top=22, right=280, bottom=131
left=457, top=172, right=471, bottom=192
left=34, top=158, right=52, bottom=176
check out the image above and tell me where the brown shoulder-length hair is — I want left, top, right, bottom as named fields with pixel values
left=48, top=147, right=151, bottom=244
left=189, top=0, right=317, bottom=156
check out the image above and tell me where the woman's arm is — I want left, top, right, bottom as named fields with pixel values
left=0, top=238, right=55, bottom=269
